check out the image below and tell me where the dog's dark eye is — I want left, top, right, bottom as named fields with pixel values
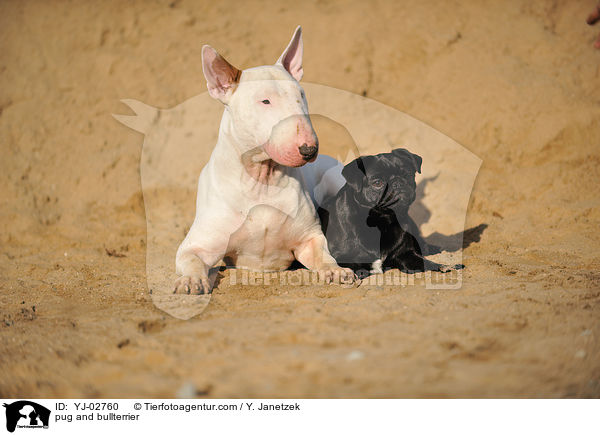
left=372, top=179, right=385, bottom=189
left=261, top=99, right=271, bottom=105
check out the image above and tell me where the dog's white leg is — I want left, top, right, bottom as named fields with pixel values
left=294, top=234, right=356, bottom=284
left=174, top=248, right=212, bottom=295
left=370, top=259, right=384, bottom=275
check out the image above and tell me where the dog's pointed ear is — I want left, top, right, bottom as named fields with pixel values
left=342, top=157, right=367, bottom=191
left=392, top=148, right=422, bottom=174
left=202, top=45, right=241, bottom=103
left=276, top=26, right=303, bottom=81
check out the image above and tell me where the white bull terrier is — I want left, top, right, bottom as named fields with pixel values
left=174, top=26, right=355, bottom=294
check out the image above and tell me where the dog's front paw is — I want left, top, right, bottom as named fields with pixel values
left=318, top=267, right=357, bottom=285
left=173, top=275, right=211, bottom=295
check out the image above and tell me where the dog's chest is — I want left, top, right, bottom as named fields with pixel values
left=224, top=176, right=316, bottom=270
left=226, top=204, right=310, bottom=270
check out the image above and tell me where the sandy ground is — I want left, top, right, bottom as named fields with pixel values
left=1, top=0, right=599, bottom=398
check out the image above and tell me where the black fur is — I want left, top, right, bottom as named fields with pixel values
left=318, top=148, right=463, bottom=277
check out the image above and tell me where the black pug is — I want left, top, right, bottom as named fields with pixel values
left=317, top=148, right=463, bottom=277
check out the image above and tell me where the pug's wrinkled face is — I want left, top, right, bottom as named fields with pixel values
left=342, top=148, right=422, bottom=210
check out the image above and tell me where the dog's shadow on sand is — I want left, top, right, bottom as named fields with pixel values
left=424, top=223, right=488, bottom=253
left=411, top=175, right=488, bottom=253
left=410, top=175, right=438, bottom=232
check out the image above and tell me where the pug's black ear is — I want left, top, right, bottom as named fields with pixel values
left=392, top=148, right=422, bottom=174
left=342, top=157, right=367, bottom=191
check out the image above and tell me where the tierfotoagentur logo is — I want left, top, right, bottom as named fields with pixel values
left=226, top=268, right=464, bottom=289
left=3, top=401, right=50, bottom=433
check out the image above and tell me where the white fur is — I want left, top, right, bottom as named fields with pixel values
left=370, top=259, right=384, bottom=275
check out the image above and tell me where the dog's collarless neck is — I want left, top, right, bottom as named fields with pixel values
left=241, top=156, right=286, bottom=185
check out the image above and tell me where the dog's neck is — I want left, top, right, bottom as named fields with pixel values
left=367, top=207, right=398, bottom=227
left=367, top=206, right=413, bottom=234
left=241, top=152, right=284, bottom=185
left=218, top=109, right=288, bottom=186
left=343, top=188, right=411, bottom=229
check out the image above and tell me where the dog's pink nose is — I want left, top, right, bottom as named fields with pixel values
left=298, top=142, right=318, bottom=161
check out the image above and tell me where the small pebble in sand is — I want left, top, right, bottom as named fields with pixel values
left=176, top=382, right=198, bottom=399
left=580, top=330, right=592, bottom=336
left=346, top=350, right=365, bottom=361
left=574, top=350, right=586, bottom=359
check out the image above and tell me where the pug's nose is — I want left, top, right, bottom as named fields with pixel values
left=299, top=143, right=318, bottom=161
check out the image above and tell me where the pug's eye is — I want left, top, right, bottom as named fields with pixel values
left=261, top=99, right=271, bottom=105
left=372, top=179, right=385, bottom=189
